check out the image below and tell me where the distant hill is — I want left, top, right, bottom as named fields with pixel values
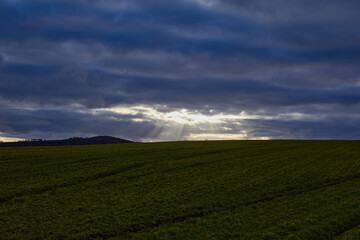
left=0, top=136, right=133, bottom=147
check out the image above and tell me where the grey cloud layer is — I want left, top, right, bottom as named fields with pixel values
left=0, top=0, right=359, bottom=140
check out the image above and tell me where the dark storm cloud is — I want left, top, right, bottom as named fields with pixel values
left=2, top=63, right=359, bottom=110
left=242, top=118, right=360, bottom=140
left=1, top=0, right=360, bottom=140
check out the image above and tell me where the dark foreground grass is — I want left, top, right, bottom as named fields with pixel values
left=1, top=140, right=360, bottom=239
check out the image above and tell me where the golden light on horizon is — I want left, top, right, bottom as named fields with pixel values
left=0, top=133, right=25, bottom=142
left=93, top=105, right=273, bottom=141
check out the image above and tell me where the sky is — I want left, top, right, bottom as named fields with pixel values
left=1, top=0, right=360, bottom=142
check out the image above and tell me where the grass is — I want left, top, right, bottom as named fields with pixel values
left=1, top=140, right=360, bottom=239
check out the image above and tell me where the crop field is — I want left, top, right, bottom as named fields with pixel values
left=1, top=140, right=360, bottom=239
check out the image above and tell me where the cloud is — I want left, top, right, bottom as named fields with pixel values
left=0, top=0, right=360, bottom=140
left=0, top=103, right=159, bottom=141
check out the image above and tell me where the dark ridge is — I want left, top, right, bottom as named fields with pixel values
left=0, top=136, right=133, bottom=147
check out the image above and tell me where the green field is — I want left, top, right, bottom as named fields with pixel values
left=1, top=140, right=360, bottom=239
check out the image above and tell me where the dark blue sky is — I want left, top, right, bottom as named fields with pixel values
left=1, top=0, right=360, bottom=141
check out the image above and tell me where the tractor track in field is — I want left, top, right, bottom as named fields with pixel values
left=0, top=163, right=145, bottom=204
left=0, top=145, right=298, bottom=204
left=125, top=145, right=305, bottom=182
left=334, top=219, right=360, bottom=238
left=84, top=174, right=360, bottom=240
left=171, top=143, right=303, bottom=161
